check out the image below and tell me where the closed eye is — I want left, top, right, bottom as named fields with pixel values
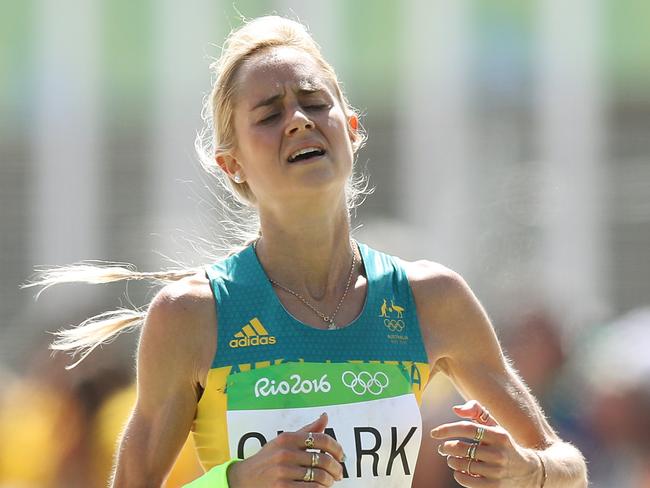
left=259, top=113, right=280, bottom=124
left=258, top=104, right=329, bottom=124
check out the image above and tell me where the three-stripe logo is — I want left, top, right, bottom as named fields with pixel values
left=229, top=317, right=277, bottom=348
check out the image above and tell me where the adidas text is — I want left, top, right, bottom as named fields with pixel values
left=229, top=335, right=277, bottom=348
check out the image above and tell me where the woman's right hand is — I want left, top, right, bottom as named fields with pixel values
left=227, top=413, right=345, bottom=487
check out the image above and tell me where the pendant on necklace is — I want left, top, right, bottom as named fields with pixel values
left=327, top=322, right=337, bottom=330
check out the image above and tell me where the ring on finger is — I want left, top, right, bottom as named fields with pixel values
left=303, top=466, right=315, bottom=482
left=467, top=443, right=478, bottom=460
left=478, top=408, right=490, bottom=424
left=465, top=443, right=472, bottom=457
left=466, top=458, right=474, bottom=476
left=311, top=452, right=319, bottom=468
left=305, top=432, right=315, bottom=449
left=473, top=426, right=486, bottom=444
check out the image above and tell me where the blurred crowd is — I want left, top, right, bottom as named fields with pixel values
left=0, top=343, right=202, bottom=487
left=1, top=307, right=649, bottom=487
left=414, top=307, right=650, bottom=488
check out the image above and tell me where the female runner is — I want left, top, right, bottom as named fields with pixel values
left=28, top=15, right=587, bottom=488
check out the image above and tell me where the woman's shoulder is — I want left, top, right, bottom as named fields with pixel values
left=398, top=258, right=494, bottom=369
left=399, top=258, right=467, bottom=294
left=141, top=271, right=217, bottom=373
left=360, top=242, right=471, bottom=304
left=398, top=257, right=478, bottom=320
left=148, top=271, right=214, bottom=320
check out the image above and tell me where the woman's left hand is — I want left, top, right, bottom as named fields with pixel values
left=431, top=400, right=542, bottom=488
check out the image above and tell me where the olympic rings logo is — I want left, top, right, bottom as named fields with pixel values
left=341, top=371, right=390, bottom=396
left=384, top=319, right=405, bottom=332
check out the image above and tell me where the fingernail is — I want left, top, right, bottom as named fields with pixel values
left=341, top=453, right=347, bottom=463
left=437, top=444, right=445, bottom=456
left=430, top=428, right=440, bottom=438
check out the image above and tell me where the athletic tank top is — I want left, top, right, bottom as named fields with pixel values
left=192, top=241, right=431, bottom=487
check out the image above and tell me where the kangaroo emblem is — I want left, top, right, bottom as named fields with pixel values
left=380, top=298, right=389, bottom=317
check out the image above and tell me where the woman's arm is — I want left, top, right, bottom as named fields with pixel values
left=110, top=274, right=345, bottom=488
left=111, top=275, right=216, bottom=487
left=408, top=260, right=588, bottom=488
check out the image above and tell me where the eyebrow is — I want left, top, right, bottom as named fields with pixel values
left=251, top=88, right=325, bottom=111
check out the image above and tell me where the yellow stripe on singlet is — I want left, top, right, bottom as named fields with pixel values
left=192, top=366, right=232, bottom=470
left=241, top=324, right=256, bottom=337
left=250, top=318, right=268, bottom=335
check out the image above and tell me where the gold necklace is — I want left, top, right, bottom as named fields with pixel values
left=253, top=240, right=357, bottom=330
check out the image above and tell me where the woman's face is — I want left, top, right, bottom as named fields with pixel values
left=223, top=46, right=356, bottom=208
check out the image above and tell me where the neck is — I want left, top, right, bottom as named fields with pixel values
left=255, top=196, right=356, bottom=301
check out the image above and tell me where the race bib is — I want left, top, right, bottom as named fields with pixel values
left=226, top=362, right=422, bottom=487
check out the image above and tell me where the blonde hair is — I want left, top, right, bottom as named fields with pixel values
left=196, top=15, right=367, bottom=208
left=23, top=15, right=370, bottom=368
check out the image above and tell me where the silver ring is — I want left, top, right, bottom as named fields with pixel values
left=305, top=432, right=315, bottom=449
left=303, top=466, right=315, bottom=482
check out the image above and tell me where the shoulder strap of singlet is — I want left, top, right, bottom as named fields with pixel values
left=206, top=243, right=429, bottom=367
left=357, top=242, right=422, bottom=333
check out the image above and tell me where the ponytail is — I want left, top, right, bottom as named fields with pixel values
left=22, top=262, right=199, bottom=369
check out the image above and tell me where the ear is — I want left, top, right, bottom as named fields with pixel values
left=216, top=152, right=245, bottom=182
left=348, top=114, right=359, bottom=132
left=347, top=114, right=359, bottom=143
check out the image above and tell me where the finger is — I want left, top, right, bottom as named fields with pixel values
left=282, top=429, right=345, bottom=463
left=430, top=421, right=503, bottom=445
left=299, top=450, right=343, bottom=481
left=452, top=400, right=498, bottom=427
left=297, top=412, right=329, bottom=434
left=287, top=465, right=336, bottom=487
left=447, top=455, right=504, bottom=480
left=452, top=400, right=483, bottom=419
left=437, top=439, right=504, bottom=465
left=453, top=469, right=493, bottom=487
left=301, top=432, right=345, bottom=463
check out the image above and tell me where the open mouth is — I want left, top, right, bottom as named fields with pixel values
left=287, top=147, right=326, bottom=163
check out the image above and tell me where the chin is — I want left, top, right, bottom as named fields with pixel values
left=294, top=168, right=348, bottom=194
left=285, top=153, right=352, bottom=191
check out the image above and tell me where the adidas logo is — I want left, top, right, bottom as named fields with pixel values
left=229, top=317, right=277, bottom=348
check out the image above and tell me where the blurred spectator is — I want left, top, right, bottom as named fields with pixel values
left=0, top=340, right=203, bottom=487
left=0, top=354, right=84, bottom=487
left=564, top=308, right=650, bottom=488
left=502, top=310, right=566, bottom=405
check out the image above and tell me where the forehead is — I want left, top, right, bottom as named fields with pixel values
left=234, top=47, right=333, bottom=107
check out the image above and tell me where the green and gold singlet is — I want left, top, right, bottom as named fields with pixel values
left=192, top=242, right=431, bottom=487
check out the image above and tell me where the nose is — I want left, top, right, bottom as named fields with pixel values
left=285, top=109, right=314, bottom=136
